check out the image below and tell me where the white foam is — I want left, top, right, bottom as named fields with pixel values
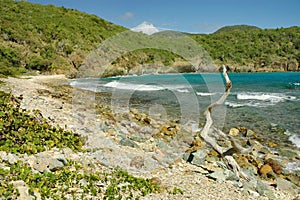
left=237, top=92, right=296, bottom=102
left=234, top=92, right=297, bottom=108
left=284, top=130, right=292, bottom=136
left=104, top=81, right=164, bottom=91
left=225, top=101, right=245, bottom=108
left=225, top=100, right=275, bottom=108
left=196, top=92, right=216, bottom=96
left=292, top=82, right=300, bottom=86
left=176, top=89, right=190, bottom=93
left=70, top=80, right=101, bottom=92
left=289, top=134, right=300, bottom=148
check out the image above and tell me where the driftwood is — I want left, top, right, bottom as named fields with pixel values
left=199, top=65, right=250, bottom=180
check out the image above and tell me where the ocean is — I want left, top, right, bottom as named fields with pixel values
left=70, top=72, right=300, bottom=149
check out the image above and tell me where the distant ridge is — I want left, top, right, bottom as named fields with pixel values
left=214, top=25, right=261, bottom=33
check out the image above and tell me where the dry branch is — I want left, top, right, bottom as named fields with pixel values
left=199, top=65, right=249, bottom=180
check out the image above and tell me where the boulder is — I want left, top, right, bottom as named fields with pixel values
left=207, top=169, right=239, bottom=182
left=229, top=128, right=240, bottom=136
left=259, top=164, right=273, bottom=175
left=28, top=151, right=67, bottom=172
left=256, top=180, right=276, bottom=199
left=182, top=149, right=208, bottom=166
left=276, top=177, right=300, bottom=195
left=265, top=158, right=282, bottom=174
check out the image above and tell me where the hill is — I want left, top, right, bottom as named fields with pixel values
left=190, top=26, right=300, bottom=72
left=0, top=0, right=126, bottom=77
left=214, top=25, right=261, bottom=34
left=0, top=0, right=299, bottom=77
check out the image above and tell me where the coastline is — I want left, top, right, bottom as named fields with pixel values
left=0, top=74, right=299, bottom=199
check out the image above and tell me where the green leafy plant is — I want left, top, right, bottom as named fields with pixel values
left=0, top=91, right=83, bottom=154
left=0, top=161, right=161, bottom=199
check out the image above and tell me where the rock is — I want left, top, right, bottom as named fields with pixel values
left=276, top=177, right=299, bottom=195
left=250, top=140, right=272, bottom=154
left=7, top=153, right=19, bottom=164
left=278, top=148, right=300, bottom=159
left=1, top=152, right=19, bottom=164
left=119, top=138, right=139, bottom=148
left=207, top=169, right=239, bottom=182
left=130, top=156, right=144, bottom=169
left=256, top=180, right=276, bottom=199
left=191, top=149, right=208, bottom=166
left=248, top=190, right=260, bottom=199
left=229, top=128, right=239, bottom=136
left=292, top=196, right=300, bottom=200
left=151, top=149, right=165, bottom=162
left=287, top=174, right=300, bottom=187
left=29, top=151, right=66, bottom=172
left=149, top=177, right=162, bottom=185
left=12, top=180, right=41, bottom=200
left=243, top=178, right=258, bottom=191
left=268, top=141, right=278, bottom=147
left=265, top=158, right=282, bottom=174
left=246, top=129, right=256, bottom=137
left=140, top=126, right=154, bottom=135
left=207, top=170, right=226, bottom=182
left=130, top=122, right=140, bottom=132
left=259, top=164, right=273, bottom=175
left=287, top=60, right=299, bottom=71
left=182, top=149, right=208, bottom=166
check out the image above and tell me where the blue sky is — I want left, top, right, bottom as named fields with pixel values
left=28, top=0, right=300, bottom=33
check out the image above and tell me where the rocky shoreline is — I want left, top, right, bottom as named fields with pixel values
left=0, top=75, right=299, bottom=199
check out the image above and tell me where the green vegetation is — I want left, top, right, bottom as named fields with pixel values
left=189, top=26, right=300, bottom=72
left=0, top=0, right=126, bottom=76
left=0, top=91, right=165, bottom=199
left=214, top=24, right=261, bottom=33
left=0, top=0, right=299, bottom=77
left=0, top=161, right=161, bottom=199
left=0, top=91, right=83, bottom=154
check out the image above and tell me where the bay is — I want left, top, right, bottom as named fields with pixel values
left=70, top=72, right=300, bottom=148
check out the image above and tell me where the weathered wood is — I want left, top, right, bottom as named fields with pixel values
left=200, top=65, right=231, bottom=155
left=199, top=65, right=249, bottom=180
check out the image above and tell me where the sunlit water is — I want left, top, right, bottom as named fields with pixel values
left=71, top=72, right=300, bottom=149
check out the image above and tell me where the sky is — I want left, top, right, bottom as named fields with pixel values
left=27, top=0, right=300, bottom=34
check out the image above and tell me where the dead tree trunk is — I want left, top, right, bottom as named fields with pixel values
left=199, top=65, right=249, bottom=180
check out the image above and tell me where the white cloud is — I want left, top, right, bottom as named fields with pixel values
left=120, top=12, right=134, bottom=20
left=131, top=21, right=160, bottom=35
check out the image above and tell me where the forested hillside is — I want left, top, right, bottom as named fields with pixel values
left=0, top=0, right=126, bottom=76
left=0, top=0, right=299, bottom=77
left=190, top=26, right=300, bottom=72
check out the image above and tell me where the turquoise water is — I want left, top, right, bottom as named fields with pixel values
left=71, top=72, right=300, bottom=148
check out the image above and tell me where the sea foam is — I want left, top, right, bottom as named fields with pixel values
left=289, top=134, right=300, bottom=148
left=196, top=92, right=216, bottom=96
left=104, top=81, right=164, bottom=91
left=237, top=92, right=296, bottom=102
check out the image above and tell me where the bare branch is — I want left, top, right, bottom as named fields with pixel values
left=199, top=65, right=249, bottom=180
left=200, top=65, right=231, bottom=155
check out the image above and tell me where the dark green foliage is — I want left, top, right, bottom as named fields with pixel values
left=0, top=0, right=126, bottom=76
left=189, top=26, right=300, bottom=70
left=0, top=91, right=83, bottom=154
left=214, top=25, right=261, bottom=34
